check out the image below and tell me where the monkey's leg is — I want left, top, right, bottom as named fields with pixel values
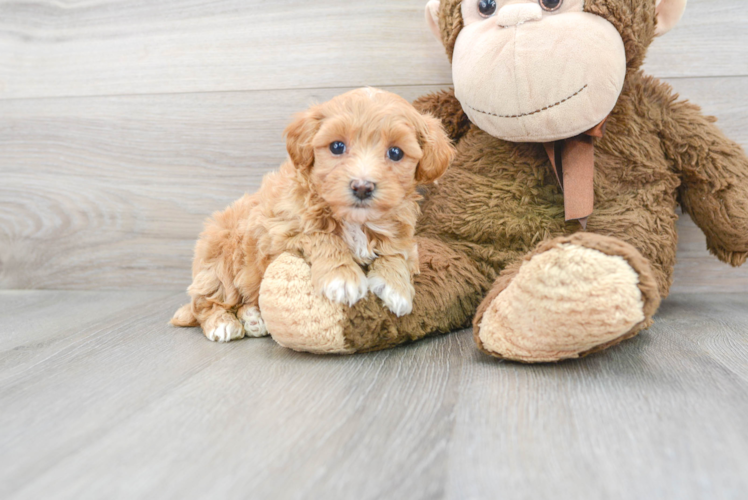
left=259, top=237, right=491, bottom=354
left=663, top=98, right=748, bottom=266
left=473, top=233, right=662, bottom=363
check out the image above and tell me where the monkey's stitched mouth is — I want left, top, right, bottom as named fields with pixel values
left=466, top=84, right=588, bottom=119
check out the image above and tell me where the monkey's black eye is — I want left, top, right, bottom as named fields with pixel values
left=330, top=141, right=346, bottom=155
left=539, top=0, right=563, bottom=11
left=387, top=147, right=404, bottom=162
left=478, top=0, right=497, bottom=17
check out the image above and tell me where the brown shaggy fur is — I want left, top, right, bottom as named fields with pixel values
left=324, top=0, right=748, bottom=356
left=172, top=88, right=454, bottom=341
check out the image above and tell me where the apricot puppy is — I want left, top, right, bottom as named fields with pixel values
left=171, top=88, right=454, bottom=342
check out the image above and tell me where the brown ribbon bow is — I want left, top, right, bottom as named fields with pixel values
left=542, top=118, right=607, bottom=230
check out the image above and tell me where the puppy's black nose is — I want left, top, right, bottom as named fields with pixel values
left=350, top=180, right=376, bottom=201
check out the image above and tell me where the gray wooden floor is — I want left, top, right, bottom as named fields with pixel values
left=1, top=291, right=746, bottom=500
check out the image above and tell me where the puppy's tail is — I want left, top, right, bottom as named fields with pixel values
left=170, top=303, right=199, bottom=327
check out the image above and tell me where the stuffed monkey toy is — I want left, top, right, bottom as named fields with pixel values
left=259, top=0, right=748, bottom=362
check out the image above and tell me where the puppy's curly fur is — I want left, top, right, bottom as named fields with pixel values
left=171, top=88, right=454, bottom=342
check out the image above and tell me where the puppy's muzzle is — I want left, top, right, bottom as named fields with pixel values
left=350, top=180, right=376, bottom=201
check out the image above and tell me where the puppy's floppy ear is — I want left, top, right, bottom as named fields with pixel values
left=415, top=113, right=455, bottom=184
left=284, top=106, right=323, bottom=170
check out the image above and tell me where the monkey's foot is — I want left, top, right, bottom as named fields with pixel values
left=259, top=253, right=354, bottom=354
left=474, top=234, right=661, bottom=363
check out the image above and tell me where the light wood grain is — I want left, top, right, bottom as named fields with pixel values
left=643, top=0, right=748, bottom=79
left=1, top=291, right=746, bottom=499
left=0, top=0, right=745, bottom=100
left=0, top=289, right=172, bottom=381
left=2, top=78, right=747, bottom=291
left=0, top=0, right=452, bottom=100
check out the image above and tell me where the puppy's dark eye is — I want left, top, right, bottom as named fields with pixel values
left=387, top=147, right=404, bottom=162
left=330, top=141, right=346, bottom=155
left=539, top=0, right=563, bottom=11
left=478, top=0, right=497, bottom=17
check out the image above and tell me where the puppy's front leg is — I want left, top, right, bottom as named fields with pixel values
left=367, top=254, right=416, bottom=317
left=303, top=234, right=368, bottom=306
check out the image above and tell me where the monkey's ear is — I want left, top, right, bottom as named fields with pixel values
left=415, top=113, right=455, bottom=184
left=655, top=0, right=687, bottom=36
left=425, top=1, right=442, bottom=42
left=284, top=107, right=323, bottom=170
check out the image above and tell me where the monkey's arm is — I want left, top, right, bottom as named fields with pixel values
left=413, top=88, right=471, bottom=143
left=662, top=96, right=748, bottom=266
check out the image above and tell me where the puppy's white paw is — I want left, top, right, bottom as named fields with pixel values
left=322, top=274, right=368, bottom=307
left=206, top=319, right=244, bottom=343
left=368, top=276, right=413, bottom=317
left=239, top=306, right=269, bottom=338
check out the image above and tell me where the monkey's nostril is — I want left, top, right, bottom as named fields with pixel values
left=350, top=180, right=376, bottom=201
